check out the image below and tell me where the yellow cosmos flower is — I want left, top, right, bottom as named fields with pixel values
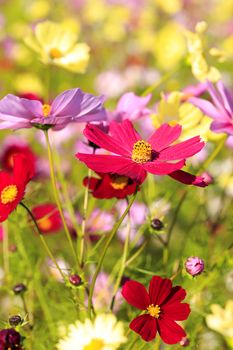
left=151, top=91, right=223, bottom=142
left=206, top=301, right=233, bottom=348
left=24, top=21, right=90, bottom=73
left=57, top=314, right=126, bottom=350
left=185, top=22, right=221, bottom=82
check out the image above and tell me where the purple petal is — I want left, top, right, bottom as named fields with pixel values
left=116, top=92, right=151, bottom=120
left=189, top=97, right=226, bottom=120
left=216, top=81, right=233, bottom=116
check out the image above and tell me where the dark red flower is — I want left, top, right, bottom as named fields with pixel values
left=0, top=328, right=22, bottom=349
left=122, top=276, right=191, bottom=344
left=32, top=204, right=62, bottom=234
left=83, top=173, right=138, bottom=199
left=1, top=143, right=37, bottom=174
left=0, top=154, right=34, bottom=222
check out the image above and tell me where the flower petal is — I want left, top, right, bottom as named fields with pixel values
left=162, top=286, right=187, bottom=305
left=149, top=276, right=172, bottom=305
left=142, top=160, right=185, bottom=175
left=157, top=318, right=186, bottom=344
left=168, top=170, right=207, bottom=187
left=162, top=302, right=191, bottom=321
left=130, top=315, right=157, bottom=342
left=189, top=97, right=226, bottom=120
left=158, top=136, right=204, bottom=161
left=148, top=124, right=182, bottom=151
left=122, top=280, right=150, bottom=310
left=109, top=120, right=141, bottom=152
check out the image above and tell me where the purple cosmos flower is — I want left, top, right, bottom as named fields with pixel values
left=0, top=88, right=106, bottom=131
left=189, top=81, right=233, bottom=136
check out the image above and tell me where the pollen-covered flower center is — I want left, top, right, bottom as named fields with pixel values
left=132, top=140, right=152, bottom=163
left=1, top=185, right=18, bottom=204
left=84, top=339, right=104, bottom=350
left=147, top=304, right=161, bottom=318
left=49, top=48, right=62, bottom=59
left=110, top=175, right=128, bottom=190
left=42, top=104, right=51, bottom=117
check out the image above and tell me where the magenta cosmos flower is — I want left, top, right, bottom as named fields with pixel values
left=122, top=276, right=190, bottom=344
left=76, top=119, right=207, bottom=186
left=190, top=80, right=233, bottom=136
left=0, top=88, right=106, bottom=131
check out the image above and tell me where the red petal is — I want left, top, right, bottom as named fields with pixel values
left=149, top=276, right=172, bottom=305
left=130, top=314, right=157, bottom=342
left=84, top=123, right=130, bottom=156
left=109, top=120, right=141, bottom=152
left=158, top=136, right=204, bottom=161
left=142, top=159, right=185, bottom=175
left=157, top=318, right=186, bottom=344
left=122, top=280, right=150, bottom=310
left=162, top=302, right=191, bottom=321
left=148, top=124, right=182, bottom=151
left=83, top=176, right=100, bottom=190
left=168, top=170, right=208, bottom=187
left=162, top=286, right=187, bottom=305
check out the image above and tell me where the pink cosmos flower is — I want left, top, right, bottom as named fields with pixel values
left=76, top=119, right=207, bottom=187
left=0, top=88, right=106, bottom=131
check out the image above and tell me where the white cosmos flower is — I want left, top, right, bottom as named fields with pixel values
left=57, top=314, right=127, bottom=350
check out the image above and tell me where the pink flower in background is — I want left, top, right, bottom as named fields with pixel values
left=77, top=119, right=207, bottom=187
left=0, top=88, right=106, bottom=131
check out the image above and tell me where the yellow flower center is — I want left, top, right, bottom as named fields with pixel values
left=38, top=218, right=52, bottom=231
left=49, top=48, right=62, bottom=59
left=110, top=175, right=128, bottom=190
left=84, top=339, right=105, bottom=350
left=132, top=140, right=152, bottom=163
left=147, top=304, right=161, bottom=318
left=168, top=120, right=178, bottom=127
left=1, top=185, right=18, bottom=204
left=42, top=104, right=51, bottom=117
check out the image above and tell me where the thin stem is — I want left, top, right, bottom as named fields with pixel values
left=87, top=189, right=138, bottom=317
left=125, top=240, right=148, bottom=267
left=2, top=221, right=9, bottom=281
left=20, top=202, right=66, bottom=280
left=44, top=130, right=77, bottom=265
left=154, top=337, right=161, bottom=350
left=199, top=135, right=227, bottom=171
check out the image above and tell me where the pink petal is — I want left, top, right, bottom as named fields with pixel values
left=76, top=153, right=147, bottom=183
left=158, top=136, right=205, bottom=161
left=122, top=280, right=150, bottom=310
left=149, top=276, right=172, bottom=305
left=109, top=120, right=141, bottom=152
left=148, top=124, right=182, bottom=152
left=168, top=170, right=207, bottom=187
left=142, top=160, right=185, bottom=175
left=189, top=97, right=226, bottom=120
left=130, top=315, right=157, bottom=342
left=84, top=124, right=130, bottom=156
left=157, top=318, right=186, bottom=344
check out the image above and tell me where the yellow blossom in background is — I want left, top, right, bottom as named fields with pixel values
left=13, top=73, right=44, bottom=95
left=154, top=22, right=186, bottom=70
left=151, top=91, right=223, bottom=141
left=206, top=301, right=233, bottom=348
left=185, top=22, right=221, bottom=82
left=24, top=21, right=90, bottom=73
left=154, top=0, right=182, bottom=14
left=57, top=314, right=126, bottom=350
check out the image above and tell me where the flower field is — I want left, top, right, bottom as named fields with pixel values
left=0, top=0, right=232, bottom=349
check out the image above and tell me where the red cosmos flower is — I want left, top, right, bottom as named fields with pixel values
left=122, top=276, right=191, bottom=344
left=76, top=120, right=207, bottom=186
left=0, top=154, right=34, bottom=222
left=32, top=204, right=62, bottom=234
left=83, top=173, right=138, bottom=199
left=1, top=143, right=37, bottom=174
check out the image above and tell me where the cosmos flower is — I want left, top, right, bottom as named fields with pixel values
left=0, top=328, right=22, bottom=349
left=0, top=88, right=106, bottom=131
left=76, top=119, right=207, bottom=186
left=122, top=276, right=190, bottom=344
left=25, top=21, right=90, bottom=73
left=56, top=314, right=126, bottom=350
left=185, top=256, right=205, bottom=276
left=83, top=173, right=138, bottom=199
left=190, top=81, right=233, bottom=139
left=32, top=204, right=62, bottom=234
left=0, top=154, right=34, bottom=222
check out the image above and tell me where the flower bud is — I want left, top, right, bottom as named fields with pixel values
left=185, top=256, right=205, bottom=276
left=151, top=218, right=164, bottom=231
left=201, top=172, right=213, bottom=185
left=13, top=283, right=27, bottom=295
left=69, top=274, right=82, bottom=286
left=180, top=337, right=190, bottom=347
left=9, top=315, right=22, bottom=327
left=0, top=328, right=22, bottom=349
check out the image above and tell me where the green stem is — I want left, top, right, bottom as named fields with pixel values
left=154, top=336, right=161, bottom=350
left=200, top=135, right=227, bottom=171
left=20, top=202, right=66, bottom=281
left=2, top=221, right=9, bottom=281
left=87, top=189, right=138, bottom=317
left=44, top=130, right=77, bottom=265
